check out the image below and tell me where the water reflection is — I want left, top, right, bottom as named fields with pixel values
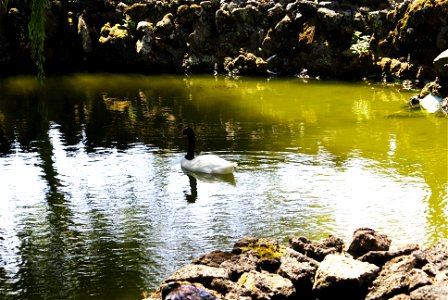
left=184, top=174, right=198, bottom=203
left=182, top=170, right=237, bottom=203
left=0, top=74, right=446, bottom=300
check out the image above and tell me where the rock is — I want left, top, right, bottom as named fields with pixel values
left=99, top=23, right=129, bottom=44
left=358, top=244, right=420, bottom=267
left=136, top=21, right=154, bottom=55
left=408, top=268, right=433, bottom=291
left=267, top=3, right=284, bottom=25
left=144, top=230, right=448, bottom=300
left=156, top=13, right=175, bottom=37
left=347, top=228, right=391, bottom=258
left=124, top=3, right=151, bottom=23
left=192, top=251, right=235, bottom=268
left=215, top=8, right=234, bottom=34
left=277, top=248, right=318, bottom=295
left=78, top=14, right=92, bottom=53
left=220, top=252, right=259, bottom=279
left=289, top=235, right=344, bottom=261
left=389, top=295, right=411, bottom=300
left=410, top=283, right=448, bottom=300
left=224, top=52, right=268, bottom=76
left=317, top=7, right=344, bottom=32
left=166, top=264, right=231, bottom=286
left=423, top=239, right=448, bottom=284
left=313, top=254, right=380, bottom=300
left=366, top=252, right=428, bottom=300
left=161, top=281, right=218, bottom=300
left=419, top=94, right=443, bottom=113
left=237, top=270, right=296, bottom=299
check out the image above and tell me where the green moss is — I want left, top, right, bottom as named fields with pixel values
left=239, top=238, right=286, bottom=261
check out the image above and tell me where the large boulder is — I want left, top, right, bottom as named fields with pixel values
left=313, top=254, right=380, bottom=300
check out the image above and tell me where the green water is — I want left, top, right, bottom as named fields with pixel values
left=0, top=74, right=447, bottom=300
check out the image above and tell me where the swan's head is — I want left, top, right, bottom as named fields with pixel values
left=182, top=127, right=195, bottom=137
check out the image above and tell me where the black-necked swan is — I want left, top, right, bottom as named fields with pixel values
left=181, top=127, right=236, bottom=174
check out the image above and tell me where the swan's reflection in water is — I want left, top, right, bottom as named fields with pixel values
left=185, top=174, right=198, bottom=203
left=182, top=168, right=236, bottom=203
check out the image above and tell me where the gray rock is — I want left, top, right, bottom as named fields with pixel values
left=220, top=252, right=259, bottom=278
left=289, top=235, right=343, bottom=261
left=238, top=270, right=296, bottom=299
left=136, top=21, right=154, bottom=55
left=317, top=7, right=343, bottom=32
left=277, top=248, right=318, bottom=295
left=358, top=244, right=420, bottom=267
left=366, top=252, right=428, bottom=300
left=166, top=264, right=231, bottom=285
left=313, top=254, right=380, bottom=300
left=410, top=284, right=448, bottom=300
left=192, top=250, right=235, bottom=268
left=347, top=228, right=391, bottom=258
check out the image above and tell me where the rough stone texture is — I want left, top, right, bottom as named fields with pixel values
left=366, top=252, right=429, bottom=300
left=289, top=235, right=344, bottom=261
left=347, top=228, right=392, bottom=258
left=192, top=251, right=235, bottom=268
left=219, top=252, right=259, bottom=279
left=277, top=248, right=318, bottom=294
left=410, top=283, right=448, bottom=300
left=3, top=0, right=448, bottom=82
left=423, top=239, right=448, bottom=285
left=238, top=270, right=296, bottom=299
left=144, top=229, right=448, bottom=300
left=166, top=264, right=231, bottom=285
left=313, top=254, right=380, bottom=300
left=358, top=244, right=420, bottom=267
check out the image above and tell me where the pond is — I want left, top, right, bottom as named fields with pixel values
left=0, top=74, right=447, bottom=300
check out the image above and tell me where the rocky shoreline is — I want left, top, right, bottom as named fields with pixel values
left=144, top=228, right=448, bottom=300
left=0, top=0, right=448, bottom=84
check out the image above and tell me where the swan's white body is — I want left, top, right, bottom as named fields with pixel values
left=181, top=127, right=236, bottom=174
left=181, top=154, right=237, bottom=174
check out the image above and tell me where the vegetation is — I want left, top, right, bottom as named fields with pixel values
left=28, top=0, right=49, bottom=81
left=349, top=31, right=371, bottom=57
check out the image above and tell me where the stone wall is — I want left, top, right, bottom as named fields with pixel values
left=1, top=0, right=448, bottom=84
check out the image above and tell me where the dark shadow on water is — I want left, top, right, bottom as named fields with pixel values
left=184, top=174, right=198, bottom=203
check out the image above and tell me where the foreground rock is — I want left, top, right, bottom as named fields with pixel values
left=144, top=228, right=448, bottom=300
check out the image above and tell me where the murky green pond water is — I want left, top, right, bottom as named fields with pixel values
left=0, top=74, right=447, bottom=300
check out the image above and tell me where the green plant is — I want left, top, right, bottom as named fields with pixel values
left=349, top=31, right=371, bottom=57
left=2, top=0, right=9, bottom=8
left=28, top=0, right=50, bottom=82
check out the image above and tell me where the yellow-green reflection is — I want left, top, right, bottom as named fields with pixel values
left=0, top=74, right=446, bottom=300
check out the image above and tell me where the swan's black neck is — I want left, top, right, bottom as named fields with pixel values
left=183, top=128, right=195, bottom=160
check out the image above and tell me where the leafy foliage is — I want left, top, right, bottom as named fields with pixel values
left=349, top=31, right=371, bottom=57
left=28, top=0, right=50, bottom=81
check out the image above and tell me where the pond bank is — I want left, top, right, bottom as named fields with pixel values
left=1, top=0, right=448, bottom=86
left=144, top=228, right=448, bottom=300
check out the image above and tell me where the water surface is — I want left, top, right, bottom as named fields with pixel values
left=0, top=74, right=447, bottom=300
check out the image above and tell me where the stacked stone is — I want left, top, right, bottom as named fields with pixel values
left=145, top=228, right=448, bottom=300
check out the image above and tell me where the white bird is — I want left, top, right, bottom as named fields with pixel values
left=181, top=127, right=236, bottom=174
